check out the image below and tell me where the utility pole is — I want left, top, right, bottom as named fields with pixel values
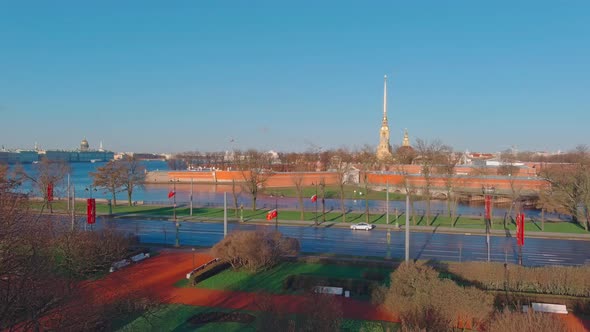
left=405, top=194, right=410, bottom=262
left=386, top=179, right=389, bottom=225
left=223, top=192, right=227, bottom=238
left=67, top=173, right=70, bottom=211
left=190, top=177, right=193, bottom=216
left=71, top=183, right=75, bottom=231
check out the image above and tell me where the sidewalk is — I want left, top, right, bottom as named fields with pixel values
left=110, top=212, right=590, bottom=241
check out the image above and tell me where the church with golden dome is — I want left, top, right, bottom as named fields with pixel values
left=376, top=75, right=414, bottom=163
left=376, top=75, right=393, bottom=161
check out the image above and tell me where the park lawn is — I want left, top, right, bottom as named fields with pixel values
left=194, top=262, right=391, bottom=294
left=115, top=304, right=255, bottom=332
left=265, top=185, right=408, bottom=201
left=116, top=303, right=399, bottom=332
left=32, top=200, right=588, bottom=234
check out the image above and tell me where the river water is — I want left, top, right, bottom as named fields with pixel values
left=12, top=161, right=565, bottom=220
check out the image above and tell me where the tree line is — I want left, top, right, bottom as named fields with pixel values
left=0, top=165, right=158, bottom=330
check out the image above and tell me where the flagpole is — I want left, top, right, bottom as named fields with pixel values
left=386, top=179, right=389, bottom=225
left=315, top=182, right=318, bottom=226
left=190, top=177, right=193, bottom=216
left=275, top=197, right=278, bottom=231
left=223, top=192, right=227, bottom=238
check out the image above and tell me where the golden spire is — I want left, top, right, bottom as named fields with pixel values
left=402, top=129, right=410, bottom=147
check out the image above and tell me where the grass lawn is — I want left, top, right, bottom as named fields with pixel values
left=193, top=262, right=391, bottom=294
left=115, top=304, right=255, bottom=332
left=264, top=185, right=408, bottom=201
left=116, top=304, right=399, bottom=332
left=32, top=200, right=589, bottom=234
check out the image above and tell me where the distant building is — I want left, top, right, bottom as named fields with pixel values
left=42, top=138, right=114, bottom=162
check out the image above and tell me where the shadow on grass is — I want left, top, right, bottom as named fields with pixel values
left=372, top=214, right=384, bottom=224
left=430, top=213, right=439, bottom=226
left=114, top=206, right=175, bottom=216
left=416, top=214, right=425, bottom=226
left=453, top=214, right=461, bottom=227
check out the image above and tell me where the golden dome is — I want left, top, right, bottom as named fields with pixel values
left=80, top=138, right=89, bottom=151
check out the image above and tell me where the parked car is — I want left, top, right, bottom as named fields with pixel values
left=350, top=222, right=374, bottom=231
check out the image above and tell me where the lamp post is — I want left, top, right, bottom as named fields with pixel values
left=482, top=186, right=496, bottom=262
left=275, top=196, right=278, bottom=231
left=192, top=247, right=196, bottom=268
left=190, top=177, right=194, bottom=216
left=171, top=179, right=180, bottom=247
left=85, top=185, right=97, bottom=199
left=312, top=182, right=318, bottom=226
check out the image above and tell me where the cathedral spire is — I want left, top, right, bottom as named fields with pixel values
left=382, top=75, right=388, bottom=125
left=376, top=74, right=392, bottom=161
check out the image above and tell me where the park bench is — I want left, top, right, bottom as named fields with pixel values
left=109, top=252, right=150, bottom=273
left=313, top=286, right=344, bottom=296
left=523, top=302, right=568, bottom=314
left=186, top=258, right=220, bottom=279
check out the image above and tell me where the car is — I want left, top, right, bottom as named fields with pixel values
left=350, top=223, right=374, bottom=231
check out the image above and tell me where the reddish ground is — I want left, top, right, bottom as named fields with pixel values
left=74, top=250, right=589, bottom=331
left=82, top=250, right=397, bottom=323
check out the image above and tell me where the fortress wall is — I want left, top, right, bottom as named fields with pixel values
left=160, top=170, right=340, bottom=187
left=367, top=173, right=547, bottom=191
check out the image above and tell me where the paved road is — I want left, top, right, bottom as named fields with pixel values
left=91, top=217, right=590, bottom=267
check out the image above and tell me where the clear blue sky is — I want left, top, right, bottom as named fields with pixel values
left=1, top=1, right=588, bottom=153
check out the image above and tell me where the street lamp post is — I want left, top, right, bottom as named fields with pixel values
left=482, top=186, right=496, bottom=262
left=312, top=182, right=318, bottom=226
left=192, top=248, right=196, bottom=268
left=171, top=179, right=180, bottom=247
left=190, top=177, right=194, bottom=216
left=275, top=196, right=278, bottom=231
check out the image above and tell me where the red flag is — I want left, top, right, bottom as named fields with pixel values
left=311, top=194, right=317, bottom=203
left=87, top=198, right=96, bottom=224
left=168, top=191, right=175, bottom=199
left=47, top=182, right=54, bottom=202
left=266, top=209, right=277, bottom=220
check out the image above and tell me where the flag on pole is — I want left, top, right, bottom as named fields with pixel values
left=310, top=194, right=317, bottom=203
left=266, top=209, right=277, bottom=220
left=47, top=182, right=54, bottom=202
left=168, top=191, right=176, bottom=199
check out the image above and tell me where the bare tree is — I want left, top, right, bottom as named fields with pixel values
left=292, top=172, right=306, bottom=221
left=438, top=151, right=459, bottom=225
left=355, top=145, right=377, bottom=223
left=415, top=139, right=452, bottom=225
left=18, top=157, right=70, bottom=213
left=119, top=155, right=146, bottom=206
left=237, top=150, right=274, bottom=211
left=231, top=179, right=239, bottom=217
left=539, top=145, right=590, bottom=231
left=90, top=160, right=125, bottom=206
left=506, top=176, right=524, bottom=226
left=330, top=149, right=352, bottom=222
left=166, top=156, right=188, bottom=170
left=319, top=178, right=326, bottom=223
left=212, top=230, right=299, bottom=272
left=391, top=161, right=417, bottom=225
left=0, top=186, right=72, bottom=331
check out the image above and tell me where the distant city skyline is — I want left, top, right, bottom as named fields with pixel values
left=1, top=1, right=588, bottom=153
